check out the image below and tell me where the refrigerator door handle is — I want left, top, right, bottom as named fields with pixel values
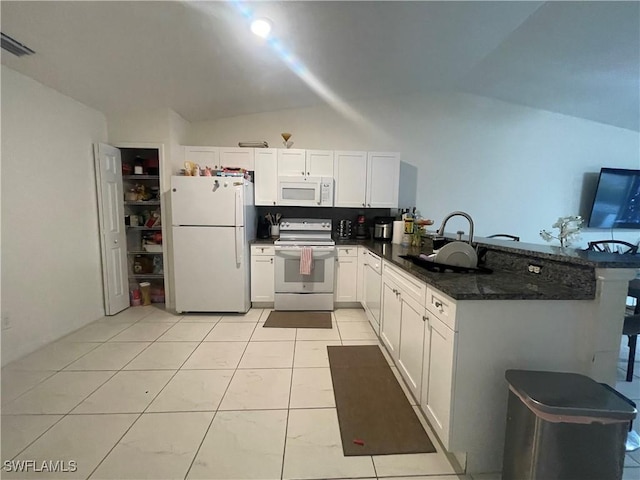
left=235, top=189, right=243, bottom=227
left=235, top=226, right=242, bottom=266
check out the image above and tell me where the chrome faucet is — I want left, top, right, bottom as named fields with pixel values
left=436, top=211, right=475, bottom=244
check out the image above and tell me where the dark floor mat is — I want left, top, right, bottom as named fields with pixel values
left=263, top=311, right=332, bottom=328
left=328, top=345, right=436, bottom=456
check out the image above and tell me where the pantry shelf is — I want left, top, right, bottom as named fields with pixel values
left=123, top=175, right=159, bottom=180
left=124, top=201, right=161, bottom=206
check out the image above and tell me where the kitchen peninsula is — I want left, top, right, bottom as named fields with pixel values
left=252, top=234, right=640, bottom=474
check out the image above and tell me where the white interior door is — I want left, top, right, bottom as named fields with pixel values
left=94, top=143, right=129, bottom=315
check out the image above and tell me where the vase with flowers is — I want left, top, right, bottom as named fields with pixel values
left=539, top=215, right=583, bottom=247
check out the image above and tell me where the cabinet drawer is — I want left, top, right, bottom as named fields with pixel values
left=426, top=287, right=457, bottom=331
left=251, top=245, right=275, bottom=256
left=337, top=246, right=358, bottom=257
left=383, top=261, right=426, bottom=305
left=366, top=250, right=382, bottom=274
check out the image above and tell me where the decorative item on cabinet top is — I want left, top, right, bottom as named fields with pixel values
left=238, top=141, right=268, bottom=148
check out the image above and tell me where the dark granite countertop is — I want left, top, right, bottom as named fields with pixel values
left=335, top=238, right=640, bottom=300
left=335, top=240, right=594, bottom=300
left=251, top=235, right=639, bottom=301
left=250, top=238, right=277, bottom=245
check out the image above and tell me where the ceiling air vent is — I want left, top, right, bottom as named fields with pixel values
left=1, top=32, right=35, bottom=57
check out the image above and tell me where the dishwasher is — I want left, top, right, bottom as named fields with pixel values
left=363, top=250, right=382, bottom=335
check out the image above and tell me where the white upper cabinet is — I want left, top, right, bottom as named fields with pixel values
left=334, top=151, right=368, bottom=207
left=306, top=150, right=334, bottom=177
left=367, top=152, right=400, bottom=208
left=219, top=147, right=254, bottom=170
left=184, top=146, right=220, bottom=169
left=277, top=149, right=334, bottom=178
left=254, top=148, right=278, bottom=206
left=277, top=149, right=307, bottom=176
left=183, top=146, right=254, bottom=170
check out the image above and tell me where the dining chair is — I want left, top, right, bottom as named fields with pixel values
left=487, top=234, right=520, bottom=241
left=587, top=240, right=638, bottom=254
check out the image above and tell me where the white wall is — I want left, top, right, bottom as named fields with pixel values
left=188, top=92, right=640, bottom=246
left=1, top=66, right=108, bottom=365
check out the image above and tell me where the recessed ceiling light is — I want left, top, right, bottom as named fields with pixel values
left=250, top=18, right=272, bottom=38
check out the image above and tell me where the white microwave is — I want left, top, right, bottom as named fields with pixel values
left=277, top=176, right=334, bottom=207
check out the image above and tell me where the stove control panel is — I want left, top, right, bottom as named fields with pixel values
left=280, top=218, right=332, bottom=232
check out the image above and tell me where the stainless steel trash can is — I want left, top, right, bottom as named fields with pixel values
left=502, top=370, right=637, bottom=480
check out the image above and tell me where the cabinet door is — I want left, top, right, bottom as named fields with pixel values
left=219, top=147, right=254, bottom=170
left=254, top=148, right=278, bottom=206
left=277, top=149, right=306, bottom=176
left=380, top=279, right=401, bottom=361
left=335, top=256, right=358, bottom=302
left=250, top=255, right=274, bottom=302
left=366, top=152, right=400, bottom=208
left=422, top=314, right=456, bottom=449
left=363, top=264, right=382, bottom=336
left=357, top=247, right=368, bottom=303
left=184, top=146, right=220, bottom=169
left=334, top=151, right=367, bottom=207
left=306, top=150, right=334, bottom=177
left=397, top=292, right=425, bottom=402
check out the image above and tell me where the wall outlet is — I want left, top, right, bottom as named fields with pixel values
left=1, top=313, right=11, bottom=330
left=528, top=264, right=542, bottom=274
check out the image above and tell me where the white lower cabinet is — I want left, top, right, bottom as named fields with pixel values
left=397, top=291, right=426, bottom=402
left=421, top=308, right=456, bottom=449
left=380, top=278, right=402, bottom=361
left=356, top=247, right=368, bottom=302
left=335, top=247, right=358, bottom=302
left=379, top=259, right=458, bottom=450
left=250, top=246, right=274, bottom=302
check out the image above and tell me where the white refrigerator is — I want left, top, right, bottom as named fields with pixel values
left=171, top=176, right=255, bottom=313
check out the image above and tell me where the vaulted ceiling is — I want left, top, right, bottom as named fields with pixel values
left=2, top=1, right=638, bottom=131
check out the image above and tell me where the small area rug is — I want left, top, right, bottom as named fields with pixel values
left=328, top=345, right=436, bottom=456
left=263, top=311, right=332, bottom=329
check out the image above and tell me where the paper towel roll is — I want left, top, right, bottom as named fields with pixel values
left=392, top=220, right=405, bottom=244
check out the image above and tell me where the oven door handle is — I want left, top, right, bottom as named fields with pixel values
left=275, top=248, right=335, bottom=260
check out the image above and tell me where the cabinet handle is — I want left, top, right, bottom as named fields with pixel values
left=307, top=172, right=310, bottom=176
left=367, top=203, right=371, bottom=207
left=270, top=258, right=273, bottom=264
left=435, top=300, right=443, bottom=309
left=362, top=203, right=365, bottom=207
left=346, top=249, right=350, bottom=254
left=273, top=201, right=276, bottom=205
left=422, top=315, right=428, bottom=322
left=302, top=171, right=305, bottom=176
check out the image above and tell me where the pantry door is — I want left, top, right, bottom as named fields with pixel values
left=94, top=143, right=129, bottom=315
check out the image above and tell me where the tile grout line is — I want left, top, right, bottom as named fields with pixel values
left=279, top=314, right=298, bottom=480
left=78, top=310, right=221, bottom=478
left=87, top=311, right=229, bottom=479
left=183, top=309, right=263, bottom=479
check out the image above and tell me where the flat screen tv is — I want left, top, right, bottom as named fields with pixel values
left=588, top=167, right=640, bottom=229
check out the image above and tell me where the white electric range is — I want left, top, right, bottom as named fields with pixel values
left=273, top=218, right=336, bottom=311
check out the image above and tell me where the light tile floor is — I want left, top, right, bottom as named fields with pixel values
left=1, top=306, right=467, bottom=480
left=2, top=305, right=638, bottom=480
left=617, top=336, right=640, bottom=480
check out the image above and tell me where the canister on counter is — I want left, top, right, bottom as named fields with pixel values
left=404, top=218, right=414, bottom=234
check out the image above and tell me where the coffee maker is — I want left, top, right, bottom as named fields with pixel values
left=257, top=216, right=271, bottom=239
left=355, top=214, right=368, bottom=239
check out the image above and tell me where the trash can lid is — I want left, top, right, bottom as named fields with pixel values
left=505, top=370, right=637, bottom=421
